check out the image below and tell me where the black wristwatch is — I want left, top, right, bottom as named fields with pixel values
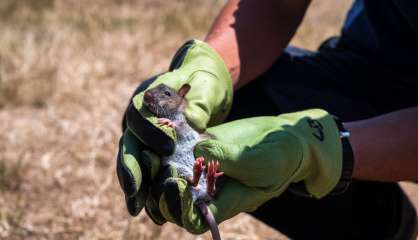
left=328, top=116, right=354, bottom=195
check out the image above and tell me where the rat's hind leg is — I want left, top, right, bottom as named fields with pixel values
left=187, top=157, right=204, bottom=187
left=158, top=118, right=176, bottom=128
left=207, top=161, right=223, bottom=197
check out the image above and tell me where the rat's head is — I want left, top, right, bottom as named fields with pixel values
left=143, top=83, right=191, bottom=118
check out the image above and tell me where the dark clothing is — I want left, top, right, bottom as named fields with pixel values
left=226, top=0, right=418, bottom=236
left=341, top=0, right=418, bottom=66
left=261, top=42, right=418, bottom=121
left=226, top=42, right=418, bottom=239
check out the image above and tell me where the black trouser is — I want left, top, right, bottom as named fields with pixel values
left=226, top=38, right=418, bottom=240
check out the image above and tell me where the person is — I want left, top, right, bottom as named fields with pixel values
left=116, top=0, right=418, bottom=239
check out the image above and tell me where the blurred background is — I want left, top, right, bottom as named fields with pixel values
left=0, top=0, right=417, bottom=239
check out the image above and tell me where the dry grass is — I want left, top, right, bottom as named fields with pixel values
left=1, top=0, right=417, bottom=239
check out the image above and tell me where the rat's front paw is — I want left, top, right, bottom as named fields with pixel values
left=158, top=118, right=176, bottom=128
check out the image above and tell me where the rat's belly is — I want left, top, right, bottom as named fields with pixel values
left=163, top=137, right=210, bottom=202
left=163, top=132, right=200, bottom=175
left=165, top=148, right=195, bottom=176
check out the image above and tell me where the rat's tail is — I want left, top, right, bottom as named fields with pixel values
left=196, top=202, right=221, bottom=240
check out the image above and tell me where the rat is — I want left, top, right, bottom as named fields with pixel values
left=143, top=83, right=223, bottom=240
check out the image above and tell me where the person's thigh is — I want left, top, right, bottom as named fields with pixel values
left=226, top=45, right=417, bottom=239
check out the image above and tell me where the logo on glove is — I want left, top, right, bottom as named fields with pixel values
left=307, top=118, right=324, bottom=141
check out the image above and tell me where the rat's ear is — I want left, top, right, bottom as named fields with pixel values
left=177, top=84, right=191, bottom=98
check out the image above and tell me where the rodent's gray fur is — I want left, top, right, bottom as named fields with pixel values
left=162, top=111, right=210, bottom=202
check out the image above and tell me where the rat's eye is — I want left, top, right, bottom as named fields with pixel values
left=164, top=91, right=171, bottom=97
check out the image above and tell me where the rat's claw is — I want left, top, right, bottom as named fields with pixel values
left=215, top=172, right=224, bottom=178
left=211, top=161, right=223, bottom=177
left=158, top=118, right=176, bottom=128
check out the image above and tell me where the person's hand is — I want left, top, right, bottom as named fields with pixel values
left=116, top=40, right=233, bottom=221
left=126, top=39, right=233, bottom=156
left=150, top=109, right=346, bottom=233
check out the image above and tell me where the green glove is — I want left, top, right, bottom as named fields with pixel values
left=116, top=129, right=163, bottom=219
left=152, top=109, right=345, bottom=233
left=126, top=39, right=233, bottom=156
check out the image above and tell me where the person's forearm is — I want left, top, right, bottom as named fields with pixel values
left=346, top=107, right=418, bottom=181
left=205, top=0, right=311, bottom=89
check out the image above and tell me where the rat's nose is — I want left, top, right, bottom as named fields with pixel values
left=144, top=91, right=153, bottom=102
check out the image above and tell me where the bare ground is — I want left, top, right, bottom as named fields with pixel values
left=0, top=1, right=416, bottom=239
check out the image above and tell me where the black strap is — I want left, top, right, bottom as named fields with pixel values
left=328, top=117, right=354, bottom=195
